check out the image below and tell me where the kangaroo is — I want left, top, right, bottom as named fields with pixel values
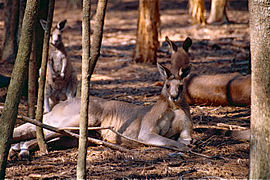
left=165, top=37, right=250, bottom=106
left=185, top=73, right=251, bottom=106
left=40, top=19, right=78, bottom=113
left=165, top=36, right=192, bottom=76
left=9, top=63, right=193, bottom=160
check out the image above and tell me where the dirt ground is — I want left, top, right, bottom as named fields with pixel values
left=1, top=0, right=250, bottom=179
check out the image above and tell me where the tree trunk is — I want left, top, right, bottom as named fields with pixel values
left=28, top=39, right=37, bottom=119
left=28, top=0, right=49, bottom=118
left=249, top=0, right=270, bottom=178
left=133, top=0, right=160, bottom=64
left=0, top=0, right=20, bottom=63
left=188, top=0, right=206, bottom=25
left=206, top=0, right=228, bottom=24
left=0, top=0, right=39, bottom=178
left=17, top=0, right=27, bottom=45
left=90, top=0, right=108, bottom=76
left=77, top=0, right=108, bottom=178
left=77, top=0, right=91, bottom=179
left=35, top=0, right=55, bottom=155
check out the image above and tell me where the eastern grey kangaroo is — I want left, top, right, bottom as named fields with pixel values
left=40, top=19, right=77, bottom=113
left=9, top=63, right=193, bottom=160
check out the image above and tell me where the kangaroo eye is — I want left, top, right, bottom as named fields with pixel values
left=166, top=84, right=170, bottom=89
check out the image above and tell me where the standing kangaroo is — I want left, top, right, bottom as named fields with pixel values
left=9, top=63, right=193, bottom=160
left=40, top=19, right=77, bottom=113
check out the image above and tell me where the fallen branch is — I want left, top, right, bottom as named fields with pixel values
left=216, top=123, right=247, bottom=130
left=18, top=115, right=218, bottom=159
left=18, top=115, right=133, bottom=153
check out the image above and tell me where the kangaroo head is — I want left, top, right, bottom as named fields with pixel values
left=40, top=19, right=67, bottom=47
left=157, top=63, right=190, bottom=102
left=165, top=36, right=192, bottom=76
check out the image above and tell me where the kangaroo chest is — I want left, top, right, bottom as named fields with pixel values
left=49, top=51, right=67, bottom=73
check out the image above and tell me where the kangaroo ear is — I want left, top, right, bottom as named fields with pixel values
left=157, top=63, right=172, bottom=80
left=165, top=36, right=178, bottom=53
left=182, top=37, right=192, bottom=53
left=57, top=19, right=67, bottom=31
left=40, top=19, right=47, bottom=31
left=179, top=65, right=191, bottom=79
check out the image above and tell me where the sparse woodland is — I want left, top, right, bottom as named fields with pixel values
left=0, top=0, right=269, bottom=179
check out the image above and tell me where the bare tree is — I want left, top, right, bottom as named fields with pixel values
left=77, top=0, right=91, bottom=179
left=188, top=0, right=205, bottom=24
left=77, top=0, right=108, bottom=178
left=0, top=0, right=39, bottom=178
left=133, top=0, right=160, bottom=64
left=35, top=0, right=55, bottom=155
left=249, top=0, right=270, bottom=178
left=28, top=0, right=49, bottom=118
left=90, top=0, right=108, bottom=75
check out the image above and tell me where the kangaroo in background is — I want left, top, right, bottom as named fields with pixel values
left=9, top=63, right=193, bottom=160
left=40, top=19, right=78, bottom=113
left=165, top=36, right=192, bottom=76
left=185, top=73, right=250, bottom=106
left=165, top=37, right=250, bottom=106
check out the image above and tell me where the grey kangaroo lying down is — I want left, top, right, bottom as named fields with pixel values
left=9, top=63, right=193, bottom=160
left=166, top=36, right=250, bottom=107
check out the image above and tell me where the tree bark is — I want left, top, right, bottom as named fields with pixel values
left=249, top=0, right=270, bottom=178
left=206, top=0, right=228, bottom=24
left=35, top=0, right=55, bottom=155
left=77, top=0, right=91, bottom=179
left=28, top=0, right=49, bottom=118
left=0, top=0, right=39, bottom=178
left=77, top=0, right=108, bottom=178
left=133, top=0, right=160, bottom=64
left=17, top=0, right=27, bottom=45
left=90, top=0, right=108, bottom=76
left=0, top=0, right=20, bottom=63
left=188, top=0, right=206, bottom=25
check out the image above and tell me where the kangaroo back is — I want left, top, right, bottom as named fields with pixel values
left=185, top=73, right=251, bottom=106
left=9, top=63, right=193, bottom=160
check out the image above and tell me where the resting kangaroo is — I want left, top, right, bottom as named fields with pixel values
left=40, top=19, right=77, bottom=113
left=185, top=73, right=251, bottom=106
left=165, top=36, right=192, bottom=76
left=9, top=63, right=193, bottom=160
left=166, top=37, right=250, bottom=106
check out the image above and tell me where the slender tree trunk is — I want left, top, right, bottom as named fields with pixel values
left=188, top=0, right=206, bottom=24
left=1, top=0, right=20, bottom=63
left=90, top=0, right=108, bottom=75
left=133, top=0, right=160, bottom=64
left=17, top=0, right=27, bottom=45
left=249, top=0, right=270, bottom=178
left=207, top=0, right=228, bottom=24
left=0, top=0, right=39, bottom=178
left=35, top=0, right=55, bottom=155
left=77, top=1, right=108, bottom=178
left=28, top=42, right=36, bottom=118
left=28, top=0, right=49, bottom=118
left=77, top=0, right=91, bottom=179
